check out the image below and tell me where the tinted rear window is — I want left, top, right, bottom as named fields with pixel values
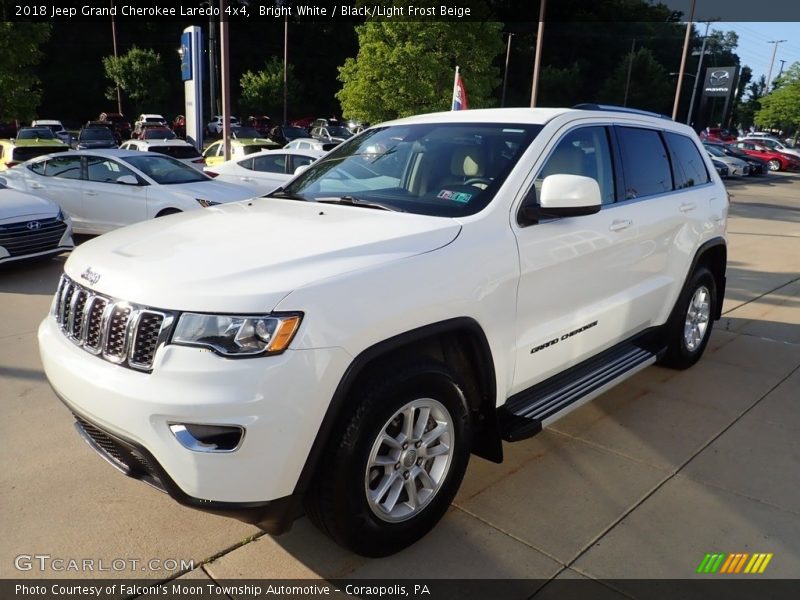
left=148, top=146, right=201, bottom=159
left=665, top=132, right=710, bottom=189
left=243, top=144, right=278, bottom=155
left=13, top=147, right=68, bottom=161
left=616, top=127, right=673, bottom=199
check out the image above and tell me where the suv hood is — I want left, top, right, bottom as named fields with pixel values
left=64, top=198, right=461, bottom=312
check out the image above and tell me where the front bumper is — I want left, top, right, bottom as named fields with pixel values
left=39, top=315, right=351, bottom=511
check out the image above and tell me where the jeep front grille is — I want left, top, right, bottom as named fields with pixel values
left=54, top=275, right=174, bottom=372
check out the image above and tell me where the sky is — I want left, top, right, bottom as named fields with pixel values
left=716, top=22, right=800, bottom=83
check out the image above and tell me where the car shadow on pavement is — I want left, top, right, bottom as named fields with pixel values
left=0, top=255, right=66, bottom=295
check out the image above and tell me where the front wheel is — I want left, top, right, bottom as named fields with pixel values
left=768, top=159, right=781, bottom=171
left=305, top=361, right=471, bottom=557
left=659, top=266, right=717, bottom=369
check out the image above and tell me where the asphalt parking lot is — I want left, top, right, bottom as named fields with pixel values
left=1, top=173, right=798, bottom=597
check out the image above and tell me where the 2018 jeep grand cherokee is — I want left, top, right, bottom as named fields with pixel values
left=39, top=106, right=727, bottom=557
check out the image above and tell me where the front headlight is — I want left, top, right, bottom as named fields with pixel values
left=172, top=312, right=302, bottom=356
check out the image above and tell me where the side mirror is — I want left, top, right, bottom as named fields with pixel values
left=294, top=165, right=309, bottom=175
left=519, top=174, right=602, bottom=225
left=116, top=175, right=138, bottom=185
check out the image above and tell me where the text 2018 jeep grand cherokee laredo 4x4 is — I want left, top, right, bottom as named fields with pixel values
left=39, top=106, right=727, bottom=557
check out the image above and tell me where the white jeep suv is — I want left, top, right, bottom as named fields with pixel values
left=39, top=106, right=728, bottom=557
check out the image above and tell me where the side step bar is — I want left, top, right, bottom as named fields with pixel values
left=498, top=341, right=661, bottom=442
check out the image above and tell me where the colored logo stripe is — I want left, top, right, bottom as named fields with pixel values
left=697, top=552, right=773, bottom=574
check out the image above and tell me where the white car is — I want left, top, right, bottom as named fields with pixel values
left=2, top=149, right=254, bottom=234
left=738, top=136, right=800, bottom=159
left=284, top=138, right=339, bottom=152
left=39, top=106, right=728, bottom=557
left=0, top=179, right=73, bottom=264
left=704, top=145, right=749, bottom=177
left=119, top=139, right=206, bottom=171
left=134, top=114, right=167, bottom=128
left=204, top=148, right=325, bottom=194
left=207, top=115, right=240, bottom=135
left=31, top=120, right=71, bottom=144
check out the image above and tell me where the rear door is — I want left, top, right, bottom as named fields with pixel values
left=26, top=155, right=85, bottom=226
left=512, top=124, right=644, bottom=392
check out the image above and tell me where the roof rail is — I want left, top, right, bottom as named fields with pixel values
left=572, top=103, right=673, bottom=120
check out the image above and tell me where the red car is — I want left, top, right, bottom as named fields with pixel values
left=729, top=141, right=800, bottom=172
left=701, top=127, right=737, bottom=143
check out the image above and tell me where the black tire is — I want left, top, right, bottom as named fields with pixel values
left=659, top=266, right=717, bottom=369
left=155, top=208, right=181, bottom=218
left=305, top=360, right=471, bottom=557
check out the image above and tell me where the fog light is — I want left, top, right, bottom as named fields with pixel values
left=169, top=423, right=244, bottom=453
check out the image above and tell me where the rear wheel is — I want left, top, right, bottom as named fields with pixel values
left=659, top=266, right=717, bottom=369
left=305, top=361, right=471, bottom=557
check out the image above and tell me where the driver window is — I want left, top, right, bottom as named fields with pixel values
left=536, top=126, right=615, bottom=205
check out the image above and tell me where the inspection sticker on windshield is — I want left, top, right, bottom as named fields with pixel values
left=437, top=189, right=472, bottom=203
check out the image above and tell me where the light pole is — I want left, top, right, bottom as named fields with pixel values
left=501, top=32, right=514, bottom=107
left=623, top=39, right=636, bottom=107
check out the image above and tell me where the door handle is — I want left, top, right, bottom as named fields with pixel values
left=84, top=191, right=98, bottom=196
left=239, top=177, right=251, bottom=182
left=679, top=202, right=697, bottom=212
left=30, top=183, right=44, bottom=189
left=609, top=219, right=633, bottom=232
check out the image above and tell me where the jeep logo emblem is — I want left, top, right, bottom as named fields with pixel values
left=80, top=267, right=101, bottom=285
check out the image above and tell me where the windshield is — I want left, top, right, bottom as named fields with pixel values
left=125, top=154, right=209, bottom=184
left=281, top=122, right=541, bottom=217
left=143, top=128, right=176, bottom=140
left=232, top=127, right=262, bottom=138
left=704, top=145, right=726, bottom=157
left=17, top=128, right=56, bottom=140
left=326, top=126, right=353, bottom=138
left=81, top=128, right=114, bottom=141
left=282, top=127, right=307, bottom=140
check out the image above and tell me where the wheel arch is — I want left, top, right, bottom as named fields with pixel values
left=692, top=237, right=727, bottom=319
left=292, top=317, right=502, bottom=499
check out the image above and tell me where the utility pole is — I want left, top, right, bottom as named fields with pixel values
left=777, top=59, right=786, bottom=79
left=110, top=0, right=122, bottom=114
left=766, top=40, right=786, bottom=89
left=672, top=0, right=696, bottom=120
left=501, top=32, right=514, bottom=107
left=623, top=39, right=636, bottom=107
left=220, top=0, right=231, bottom=161
left=530, top=0, right=546, bottom=107
left=687, top=21, right=712, bottom=126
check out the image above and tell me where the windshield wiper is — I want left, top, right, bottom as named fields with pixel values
left=316, top=196, right=402, bottom=212
left=267, top=189, right=310, bottom=201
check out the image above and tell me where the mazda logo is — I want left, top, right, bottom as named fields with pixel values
left=26, top=221, right=41, bottom=231
left=709, top=70, right=730, bottom=86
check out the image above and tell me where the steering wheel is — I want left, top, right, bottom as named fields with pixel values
left=464, top=177, right=492, bottom=189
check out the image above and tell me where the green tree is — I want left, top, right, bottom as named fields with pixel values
left=755, top=62, right=800, bottom=133
left=337, top=5, right=503, bottom=122
left=597, top=47, right=673, bottom=114
left=239, top=57, right=301, bottom=116
left=102, top=46, right=167, bottom=115
left=0, top=22, right=51, bottom=122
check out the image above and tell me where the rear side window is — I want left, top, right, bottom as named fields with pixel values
left=252, top=154, right=287, bottom=173
left=664, top=132, right=710, bottom=189
left=44, top=155, right=82, bottom=179
left=616, top=127, right=673, bottom=199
